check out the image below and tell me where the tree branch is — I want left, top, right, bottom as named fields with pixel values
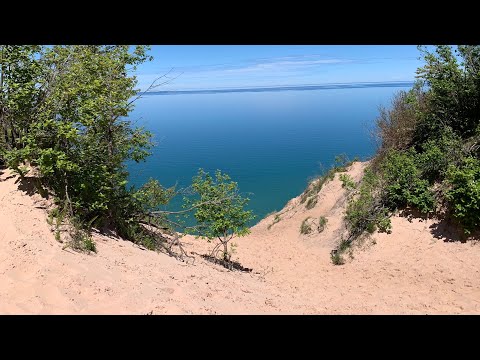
left=127, top=68, right=182, bottom=107
left=149, top=195, right=236, bottom=216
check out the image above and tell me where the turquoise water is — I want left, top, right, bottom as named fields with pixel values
left=127, top=85, right=411, bottom=224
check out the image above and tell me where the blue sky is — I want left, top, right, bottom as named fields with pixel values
left=135, top=45, right=423, bottom=91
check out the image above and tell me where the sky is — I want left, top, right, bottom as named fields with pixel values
left=134, top=45, right=423, bottom=91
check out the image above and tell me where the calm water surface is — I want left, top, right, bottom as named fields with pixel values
left=128, top=86, right=410, bottom=224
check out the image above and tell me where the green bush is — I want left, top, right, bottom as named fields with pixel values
left=343, top=46, right=480, bottom=249
left=333, top=153, right=349, bottom=172
left=330, top=239, right=349, bottom=265
left=331, top=251, right=345, bottom=265
left=186, top=169, right=254, bottom=262
left=345, top=168, right=392, bottom=237
left=305, top=196, right=318, bottom=209
left=339, top=174, right=356, bottom=190
left=318, top=216, right=328, bottom=233
left=446, top=157, right=480, bottom=235
left=381, top=149, right=435, bottom=214
left=300, top=217, right=312, bottom=234
left=375, top=89, right=421, bottom=154
left=416, top=130, right=463, bottom=183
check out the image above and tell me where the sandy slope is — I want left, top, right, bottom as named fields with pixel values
left=1, top=163, right=479, bottom=314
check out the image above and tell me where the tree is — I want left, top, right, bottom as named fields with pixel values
left=416, top=45, right=480, bottom=141
left=446, top=157, right=480, bottom=235
left=186, top=169, right=254, bottom=262
left=3, top=45, right=154, bottom=232
left=0, top=45, right=43, bottom=156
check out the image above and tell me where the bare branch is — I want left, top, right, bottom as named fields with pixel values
left=149, top=194, right=236, bottom=216
left=127, top=68, right=183, bottom=107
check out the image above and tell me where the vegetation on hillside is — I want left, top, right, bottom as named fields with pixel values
left=333, top=45, right=480, bottom=264
left=0, top=45, right=253, bottom=266
left=184, top=169, right=254, bottom=263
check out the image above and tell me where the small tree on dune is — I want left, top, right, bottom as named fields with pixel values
left=187, top=169, right=254, bottom=263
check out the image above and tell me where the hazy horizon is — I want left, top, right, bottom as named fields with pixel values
left=143, top=80, right=415, bottom=95
left=135, top=45, right=422, bottom=92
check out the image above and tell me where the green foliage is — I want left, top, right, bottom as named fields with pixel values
left=339, top=174, right=356, bottom=190
left=267, top=214, right=282, bottom=230
left=345, top=168, right=391, bottom=238
left=416, top=45, right=480, bottom=140
left=186, top=169, right=254, bottom=261
left=318, top=216, right=328, bottom=233
left=300, top=153, right=355, bottom=205
left=331, top=239, right=349, bottom=265
left=133, top=178, right=175, bottom=214
left=70, top=226, right=97, bottom=253
left=416, top=129, right=464, bottom=183
left=83, top=237, right=97, bottom=253
left=55, top=206, right=67, bottom=236
left=381, top=149, right=435, bottom=213
left=333, top=153, right=349, bottom=172
left=446, top=157, right=480, bottom=234
left=0, top=45, right=167, bottom=249
left=2, top=45, right=154, bottom=234
left=300, top=217, right=312, bottom=234
left=337, top=45, right=480, bottom=252
left=47, top=208, right=56, bottom=226
left=16, top=165, right=30, bottom=178
left=362, top=45, right=480, bottom=238
left=305, top=196, right=318, bottom=209
left=331, top=251, right=345, bottom=265
left=1, top=45, right=262, bottom=260
left=374, top=89, right=421, bottom=154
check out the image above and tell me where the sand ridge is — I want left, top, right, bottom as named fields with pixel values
left=1, top=162, right=479, bottom=314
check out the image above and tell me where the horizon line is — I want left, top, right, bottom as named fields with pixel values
left=143, top=80, right=415, bottom=96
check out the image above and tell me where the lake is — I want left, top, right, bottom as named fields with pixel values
left=127, top=83, right=412, bottom=225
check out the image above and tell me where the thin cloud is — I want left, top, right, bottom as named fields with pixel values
left=222, top=58, right=353, bottom=74
left=148, top=54, right=355, bottom=75
left=136, top=53, right=419, bottom=91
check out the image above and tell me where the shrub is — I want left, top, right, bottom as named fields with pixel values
left=345, top=168, right=391, bottom=238
left=446, top=157, right=480, bottom=235
left=374, top=90, right=420, bottom=153
left=267, top=214, right=282, bottom=230
left=318, top=216, right=328, bottom=233
left=381, top=149, right=435, bottom=214
left=305, top=196, right=318, bottom=210
left=416, top=130, right=464, bottom=183
left=66, top=216, right=98, bottom=253
left=300, top=217, right=312, bottom=234
left=331, top=251, right=345, bottom=265
left=333, top=153, right=349, bottom=172
left=339, top=174, right=356, bottom=190
left=330, top=238, right=349, bottom=265
left=186, top=169, right=254, bottom=262
left=83, top=236, right=97, bottom=253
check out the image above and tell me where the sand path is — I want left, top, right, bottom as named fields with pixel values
left=1, top=163, right=479, bottom=314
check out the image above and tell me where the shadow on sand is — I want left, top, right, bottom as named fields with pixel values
left=398, top=207, right=474, bottom=243
left=15, top=176, right=49, bottom=198
left=428, top=218, right=468, bottom=243
left=201, top=254, right=253, bottom=272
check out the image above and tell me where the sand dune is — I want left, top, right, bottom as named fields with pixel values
left=1, top=162, right=479, bottom=314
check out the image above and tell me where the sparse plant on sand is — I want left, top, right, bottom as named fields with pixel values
left=300, top=217, right=312, bottom=234
left=305, top=196, right=318, bottom=210
left=331, top=238, right=349, bottom=265
left=339, top=174, right=356, bottom=190
left=186, top=169, right=254, bottom=264
left=268, top=214, right=282, bottom=230
left=318, top=216, right=328, bottom=233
